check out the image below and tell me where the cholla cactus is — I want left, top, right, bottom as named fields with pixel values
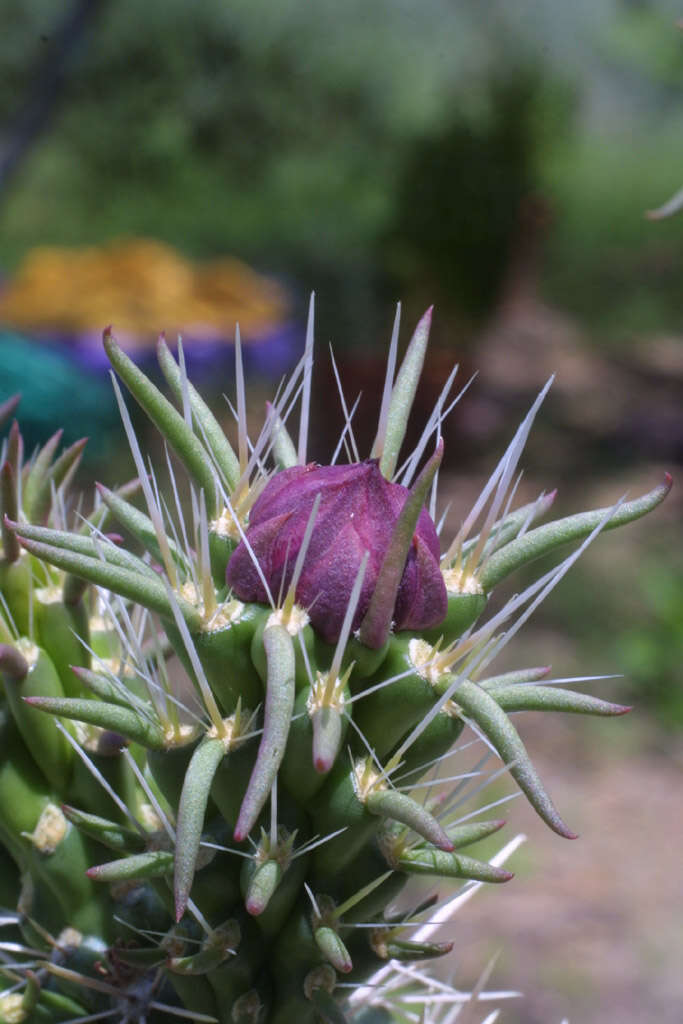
left=0, top=303, right=671, bottom=1024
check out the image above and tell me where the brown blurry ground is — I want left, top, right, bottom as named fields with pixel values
left=419, top=290, right=683, bottom=1023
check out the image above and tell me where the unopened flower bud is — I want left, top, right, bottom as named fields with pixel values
left=226, top=460, right=446, bottom=644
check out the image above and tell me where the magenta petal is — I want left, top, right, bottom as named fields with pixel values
left=394, top=535, right=448, bottom=631
left=226, top=459, right=447, bottom=644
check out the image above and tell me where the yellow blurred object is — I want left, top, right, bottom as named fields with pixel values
left=0, top=239, right=289, bottom=346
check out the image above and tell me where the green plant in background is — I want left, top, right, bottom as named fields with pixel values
left=0, top=305, right=670, bottom=1022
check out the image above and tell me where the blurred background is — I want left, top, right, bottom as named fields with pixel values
left=0, top=1, right=681, bottom=1020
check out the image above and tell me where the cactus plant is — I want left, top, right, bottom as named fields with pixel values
left=0, top=300, right=671, bottom=1023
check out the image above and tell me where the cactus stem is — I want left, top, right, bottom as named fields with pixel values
left=234, top=625, right=296, bottom=841
left=158, top=334, right=241, bottom=492
left=309, top=664, right=353, bottom=773
left=120, top=746, right=176, bottom=836
left=22, top=429, right=63, bottom=521
left=105, top=327, right=219, bottom=518
left=162, top=580, right=225, bottom=734
left=480, top=665, right=553, bottom=688
left=364, top=789, right=454, bottom=851
left=197, top=490, right=217, bottom=619
left=174, top=735, right=229, bottom=921
left=266, top=400, right=298, bottom=470
left=379, top=306, right=432, bottom=480
left=314, top=915, right=353, bottom=974
left=1, top=462, right=20, bottom=563
left=110, top=373, right=180, bottom=588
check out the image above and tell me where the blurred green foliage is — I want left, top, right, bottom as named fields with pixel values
left=2, top=0, right=682, bottom=343
left=618, top=560, right=683, bottom=729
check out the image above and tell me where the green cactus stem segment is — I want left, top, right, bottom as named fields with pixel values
left=87, top=849, right=174, bottom=882
left=94, top=483, right=188, bottom=575
left=378, top=306, right=432, bottom=480
left=364, top=788, right=453, bottom=852
left=103, top=328, right=219, bottom=518
left=22, top=696, right=166, bottom=750
left=1, top=462, right=20, bottom=563
left=70, top=666, right=145, bottom=709
left=0, top=549, right=34, bottom=637
left=359, top=439, right=444, bottom=649
left=3, top=642, right=74, bottom=791
left=157, top=335, right=241, bottom=491
left=21, top=429, right=63, bottom=523
left=11, top=533, right=201, bottom=629
left=245, top=858, right=283, bottom=918
left=30, top=438, right=88, bottom=526
left=168, top=919, right=241, bottom=975
left=234, top=625, right=296, bottom=842
left=396, top=847, right=513, bottom=883
left=175, top=735, right=232, bottom=921
left=419, top=586, right=486, bottom=646
left=451, top=679, right=577, bottom=839
left=311, top=707, right=345, bottom=776
left=314, top=925, right=353, bottom=974
left=308, top=664, right=353, bottom=774
left=266, top=401, right=298, bottom=470
left=491, top=684, right=631, bottom=716
left=243, top=826, right=298, bottom=918
left=370, top=927, right=454, bottom=962
left=480, top=666, right=552, bottom=688
left=445, top=819, right=507, bottom=848
left=62, top=572, right=88, bottom=608
left=468, top=490, right=557, bottom=563
left=478, top=475, right=673, bottom=591
left=169, top=600, right=264, bottom=714
left=60, top=805, right=147, bottom=854
left=20, top=969, right=40, bottom=1017
left=33, top=587, right=90, bottom=696
left=6, top=420, right=23, bottom=478
left=353, top=635, right=448, bottom=759
left=5, top=517, right=158, bottom=581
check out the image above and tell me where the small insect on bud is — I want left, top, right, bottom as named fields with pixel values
left=226, top=459, right=447, bottom=644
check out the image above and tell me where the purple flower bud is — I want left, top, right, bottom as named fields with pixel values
left=226, top=460, right=447, bottom=644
